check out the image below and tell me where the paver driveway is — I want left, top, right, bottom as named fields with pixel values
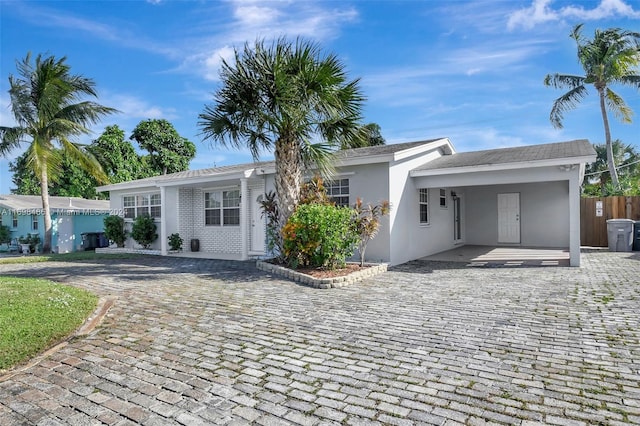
left=0, top=250, right=639, bottom=425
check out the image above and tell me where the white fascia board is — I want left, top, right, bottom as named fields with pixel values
left=97, top=181, right=159, bottom=192
left=156, top=170, right=256, bottom=188
left=98, top=169, right=258, bottom=192
left=409, top=154, right=596, bottom=177
left=393, top=138, right=454, bottom=161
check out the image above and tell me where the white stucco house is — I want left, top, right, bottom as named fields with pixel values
left=97, top=138, right=596, bottom=266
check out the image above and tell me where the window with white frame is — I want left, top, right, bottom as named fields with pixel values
left=12, top=212, right=18, bottom=228
left=419, top=188, right=429, bottom=224
left=205, top=189, right=240, bottom=226
left=123, top=193, right=161, bottom=219
left=439, top=189, right=447, bottom=208
left=32, top=214, right=38, bottom=230
left=326, top=178, right=350, bottom=207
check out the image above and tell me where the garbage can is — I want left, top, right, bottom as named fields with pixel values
left=81, top=232, right=98, bottom=250
left=633, top=221, right=640, bottom=251
left=606, top=219, right=634, bottom=252
left=190, top=239, right=200, bottom=252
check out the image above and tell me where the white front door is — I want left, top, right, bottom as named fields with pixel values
left=57, top=216, right=74, bottom=253
left=250, top=191, right=265, bottom=253
left=497, top=193, right=520, bottom=244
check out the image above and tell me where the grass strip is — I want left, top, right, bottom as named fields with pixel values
left=0, top=276, right=98, bottom=370
left=0, top=251, right=142, bottom=265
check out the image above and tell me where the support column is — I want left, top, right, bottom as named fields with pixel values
left=569, top=173, right=580, bottom=267
left=240, top=178, right=248, bottom=260
left=160, top=186, right=167, bottom=256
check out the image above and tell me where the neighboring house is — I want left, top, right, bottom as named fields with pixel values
left=0, top=195, right=110, bottom=253
left=97, top=138, right=596, bottom=266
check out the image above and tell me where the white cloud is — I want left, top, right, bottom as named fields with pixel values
left=13, top=2, right=178, bottom=57
left=203, top=46, right=236, bottom=81
left=102, top=93, right=178, bottom=121
left=507, top=0, right=640, bottom=30
left=561, top=0, right=640, bottom=20
left=179, top=1, right=359, bottom=81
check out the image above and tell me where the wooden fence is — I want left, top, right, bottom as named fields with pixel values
left=580, top=196, right=640, bottom=247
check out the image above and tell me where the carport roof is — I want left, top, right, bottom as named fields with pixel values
left=412, top=139, right=594, bottom=173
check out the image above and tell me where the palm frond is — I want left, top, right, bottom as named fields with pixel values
left=604, top=88, right=633, bottom=123
left=549, top=85, right=588, bottom=129
left=60, top=138, right=109, bottom=184
left=0, top=127, right=25, bottom=156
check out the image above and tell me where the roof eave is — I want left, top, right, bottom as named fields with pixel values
left=410, top=154, right=597, bottom=177
left=393, top=138, right=454, bottom=161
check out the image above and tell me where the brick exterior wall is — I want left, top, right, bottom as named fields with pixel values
left=178, top=187, right=242, bottom=255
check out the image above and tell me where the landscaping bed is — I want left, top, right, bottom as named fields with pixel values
left=256, top=260, right=387, bottom=289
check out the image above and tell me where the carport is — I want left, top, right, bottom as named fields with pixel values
left=410, top=140, right=596, bottom=267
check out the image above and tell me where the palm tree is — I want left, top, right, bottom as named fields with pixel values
left=342, top=122, right=386, bottom=149
left=0, top=53, right=116, bottom=253
left=583, top=140, right=640, bottom=194
left=198, top=38, right=364, bottom=231
left=544, top=23, right=640, bottom=189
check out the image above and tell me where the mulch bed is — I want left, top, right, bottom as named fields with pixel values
left=267, top=261, right=371, bottom=279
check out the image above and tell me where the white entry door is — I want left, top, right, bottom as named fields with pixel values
left=497, top=193, right=520, bottom=244
left=250, top=191, right=265, bottom=253
left=57, top=216, right=74, bottom=253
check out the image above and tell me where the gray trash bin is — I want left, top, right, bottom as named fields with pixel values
left=634, top=221, right=640, bottom=251
left=606, top=219, right=634, bottom=252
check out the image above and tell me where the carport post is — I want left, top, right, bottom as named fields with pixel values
left=569, top=172, right=580, bottom=267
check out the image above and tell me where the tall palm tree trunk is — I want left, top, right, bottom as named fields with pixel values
left=40, top=168, right=53, bottom=254
left=598, top=87, right=620, bottom=189
left=274, top=135, right=303, bottom=231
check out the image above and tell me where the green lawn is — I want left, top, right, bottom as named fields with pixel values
left=0, top=276, right=98, bottom=371
left=0, top=251, right=141, bottom=265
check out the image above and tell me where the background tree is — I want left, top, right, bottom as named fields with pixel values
left=130, top=119, right=196, bottom=175
left=0, top=53, right=116, bottom=252
left=199, top=38, right=364, bottom=231
left=583, top=140, right=640, bottom=196
left=89, top=125, right=150, bottom=182
left=11, top=149, right=101, bottom=199
left=342, top=123, right=386, bottom=149
left=544, top=23, right=640, bottom=189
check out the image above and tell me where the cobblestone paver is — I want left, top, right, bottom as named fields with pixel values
left=0, top=249, right=639, bottom=425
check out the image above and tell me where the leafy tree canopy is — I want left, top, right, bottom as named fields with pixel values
left=130, top=119, right=196, bottom=175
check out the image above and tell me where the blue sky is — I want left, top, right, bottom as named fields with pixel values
left=1, top=0, right=639, bottom=194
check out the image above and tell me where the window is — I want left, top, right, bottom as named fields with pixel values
left=12, top=212, right=18, bottom=228
left=439, top=189, right=447, bottom=208
left=419, top=189, right=429, bottom=224
left=327, top=179, right=350, bottom=206
left=32, top=214, right=38, bottom=230
left=205, top=189, right=240, bottom=226
left=123, top=193, right=161, bottom=219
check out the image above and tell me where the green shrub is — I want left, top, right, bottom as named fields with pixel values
left=0, top=225, right=11, bottom=245
left=18, top=234, right=40, bottom=253
left=168, top=233, right=183, bottom=251
left=131, top=215, right=157, bottom=249
left=353, top=198, right=390, bottom=266
left=282, top=203, right=358, bottom=269
left=103, top=215, right=127, bottom=248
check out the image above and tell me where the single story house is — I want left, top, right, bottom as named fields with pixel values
left=0, top=194, right=110, bottom=253
left=97, top=138, right=596, bottom=266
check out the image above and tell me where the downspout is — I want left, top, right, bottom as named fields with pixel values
left=160, top=186, right=167, bottom=256
left=240, top=178, right=248, bottom=260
